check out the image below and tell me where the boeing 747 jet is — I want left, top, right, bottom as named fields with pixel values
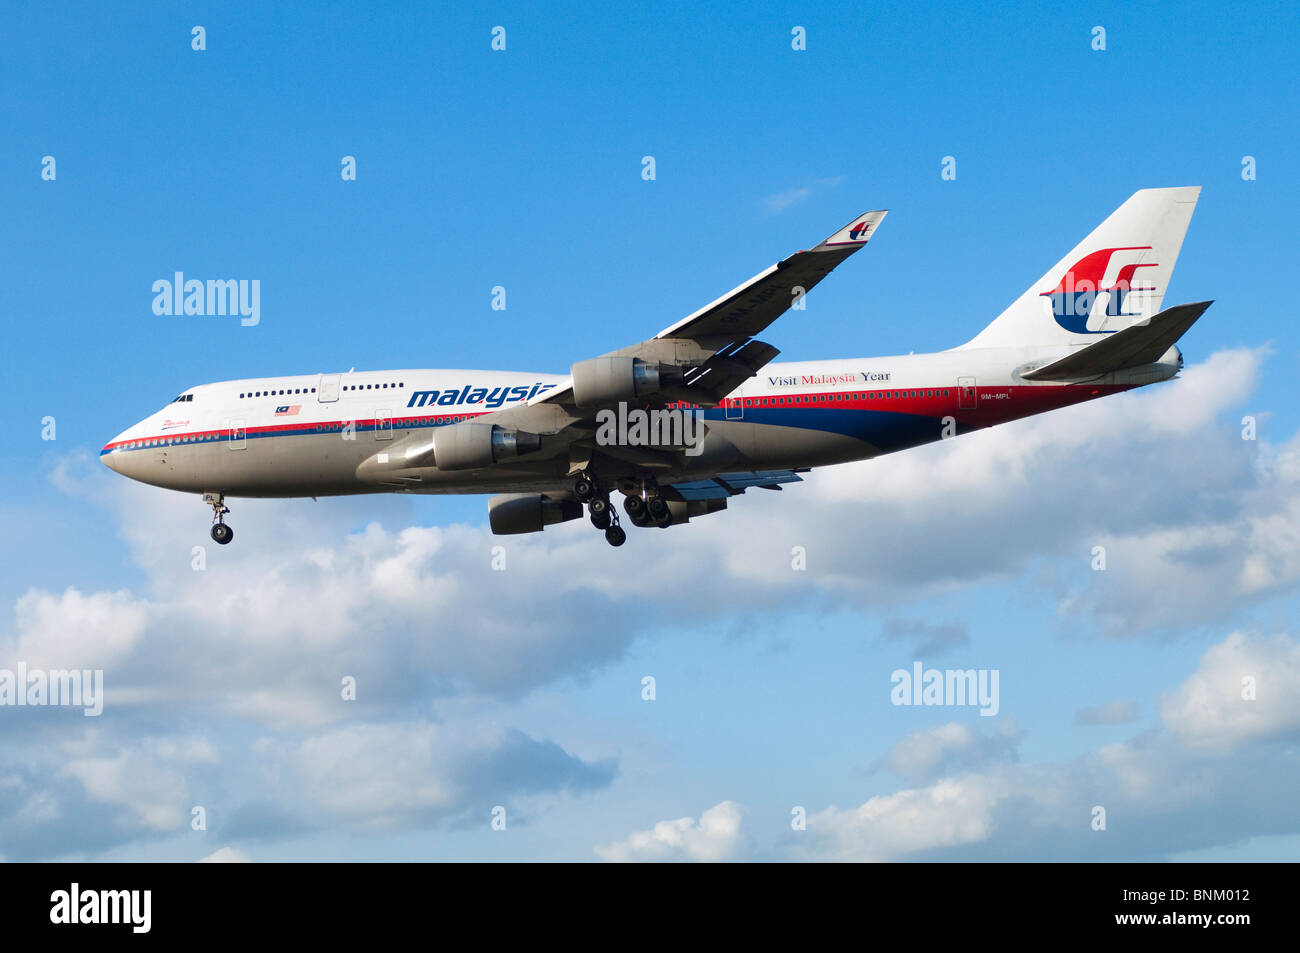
left=102, top=187, right=1209, bottom=546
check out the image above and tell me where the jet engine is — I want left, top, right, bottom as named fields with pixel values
left=570, top=356, right=661, bottom=407
left=489, top=493, right=583, bottom=535
left=432, top=422, right=541, bottom=471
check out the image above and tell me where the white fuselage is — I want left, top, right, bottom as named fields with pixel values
left=101, top=346, right=1177, bottom=498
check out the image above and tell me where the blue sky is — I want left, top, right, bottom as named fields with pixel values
left=2, top=0, right=1299, bottom=862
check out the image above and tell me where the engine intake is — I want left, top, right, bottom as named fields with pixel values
left=571, top=356, right=661, bottom=408
left=432, top=422, right=541, bottom=471
left=489, top=493, right=583, bottom=535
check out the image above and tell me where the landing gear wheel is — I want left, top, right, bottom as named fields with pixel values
left=574, top=477, right=595, bottom=502
left=604, top=524, right=626, bottom=547
left=590, top=508, right=612, bottom=530
left=589, top=496, right=609, bottom=517
left=624, top=495, right=646, bottom=521
left=203, top=492, right=233, bottom=545
left=647, top=496, right=670, bottom=523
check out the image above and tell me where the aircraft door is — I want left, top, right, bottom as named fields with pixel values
left=725, top=386, right=744, bottom=420
left=957, top=377, right=978, bottom=410
left=227, top=417, right=247, bottom=450
left=318, top=374, right=341, bottom=402
left=374, top=408, right=393, bottom=440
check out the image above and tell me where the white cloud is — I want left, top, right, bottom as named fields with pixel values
left=799, top=776, right=1008, bottom=861
left=63, top=745, right=190, bottom=831
left=763, top=187, right=812, bottom=213
left=880, top=719, right=1020, bottom=785
left=789, top=629, right=1300, bottom=861
left=199, top=846, right=251, bottom=863
left=1160, top=631, right=1300, bottom=751
left=760, top=176, right=845, bottom=213
left=9, top=587, right=149, bottom=671
left=596, top=801, right=745, bottom=862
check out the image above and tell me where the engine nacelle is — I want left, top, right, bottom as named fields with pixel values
left=489, top=493, right=583, bottom=535
left=432, top=422, right=541, bottom=471
left=570, top=356, right=661, bottom=408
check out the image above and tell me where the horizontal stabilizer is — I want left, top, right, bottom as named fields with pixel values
left=1022, top=301, right=1212, bottom=381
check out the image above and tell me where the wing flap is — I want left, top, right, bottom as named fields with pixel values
left=664, top=469, right=805, bottom=501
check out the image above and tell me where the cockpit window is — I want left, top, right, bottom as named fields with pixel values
left=170, top=394, right=194, bottom=403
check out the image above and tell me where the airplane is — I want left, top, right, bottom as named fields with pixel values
left=102, top=187, right=1210, bottom=547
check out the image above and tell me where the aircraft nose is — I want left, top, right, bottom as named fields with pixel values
left=101, top=443, right=121, bottom=473
left=101, top=429, right=133, bottom=474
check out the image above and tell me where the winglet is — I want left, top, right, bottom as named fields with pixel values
left=816, top=210, right=888, bottom=249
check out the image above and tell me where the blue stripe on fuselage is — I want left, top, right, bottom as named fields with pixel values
left=701, top=407, right=977, bottom=453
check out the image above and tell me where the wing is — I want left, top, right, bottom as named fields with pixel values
left=388, top=209, right=885, bottom=474
left=652, top=209, right=889, bottom=349
left=515, top=207, right=887, bottom=415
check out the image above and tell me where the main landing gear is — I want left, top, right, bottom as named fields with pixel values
left=574, top=472, right=677, bottom=545
left=204, top=492, right=234, bottom=545
left=575, top=474, right=625, bottom=546
left=623, top=489, right=672, bottom=528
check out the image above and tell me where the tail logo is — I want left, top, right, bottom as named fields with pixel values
left=1041, top=246, right=1157, bottom=334
left=848, top=220, right=874, bottom=241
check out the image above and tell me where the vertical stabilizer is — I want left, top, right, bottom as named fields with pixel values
left=960, top=187, right=1200, bottom=349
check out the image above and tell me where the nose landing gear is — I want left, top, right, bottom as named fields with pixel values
left=204, top=493, right=234, bottom=545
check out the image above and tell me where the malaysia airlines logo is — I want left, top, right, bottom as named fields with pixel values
left=1041, top=246, right=1158, bottom=334
left=848, top=220, right=874, bottom=241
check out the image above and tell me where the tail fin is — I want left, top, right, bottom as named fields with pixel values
left=960, top=187, right=1201, bottom=349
